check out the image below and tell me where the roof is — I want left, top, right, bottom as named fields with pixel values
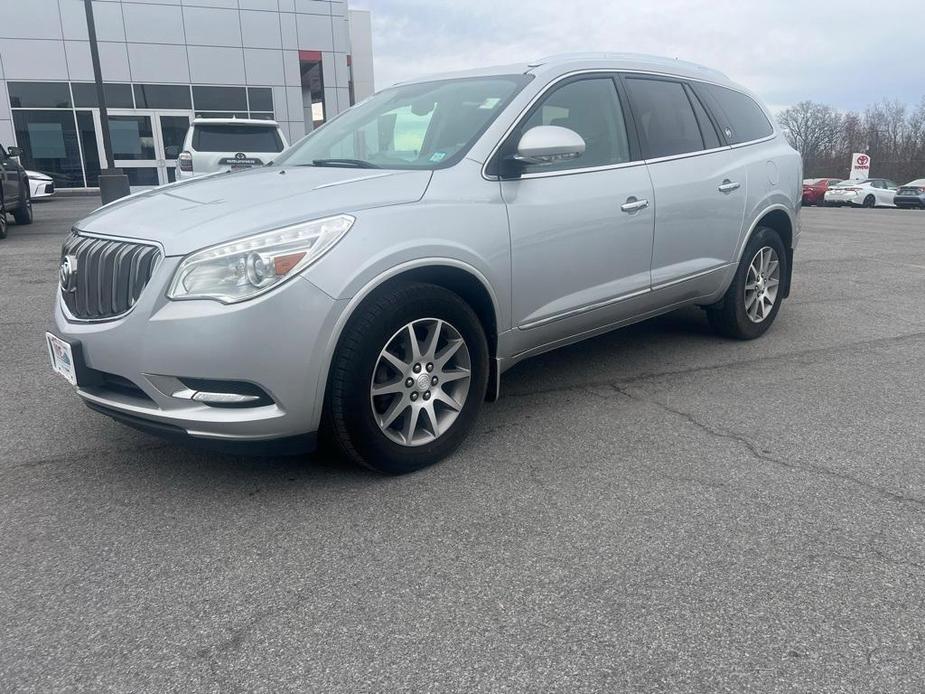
left=190, top=117, right=280, bottom=127
left=396, top=52, right=737, bottom=90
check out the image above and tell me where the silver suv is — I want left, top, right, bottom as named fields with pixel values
left=47, top=54, right=801, bottom=474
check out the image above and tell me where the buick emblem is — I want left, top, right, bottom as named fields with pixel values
left=235, top=152, right=246, bottom=160
left=59, top=254, right=78, bottom=293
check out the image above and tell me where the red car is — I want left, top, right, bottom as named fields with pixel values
left=802, top=178, right=843, bottom=206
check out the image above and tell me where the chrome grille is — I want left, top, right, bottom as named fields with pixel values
left=60, top=232, right=161, bottom=320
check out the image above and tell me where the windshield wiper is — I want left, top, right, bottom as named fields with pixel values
left=309, top=159, right=380, bottom=169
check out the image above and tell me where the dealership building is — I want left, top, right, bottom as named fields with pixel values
left=0, top=0, right=374, bottom=189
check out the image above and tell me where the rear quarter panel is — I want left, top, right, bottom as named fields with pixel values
left=735, top=135, right=802, bottom=261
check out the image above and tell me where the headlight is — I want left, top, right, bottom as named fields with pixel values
left=167, top=214, right=354, bottom=303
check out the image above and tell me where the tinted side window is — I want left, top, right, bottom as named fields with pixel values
left=625, top=78, right=703, bottom=158
left=702, top=84, right=773, bottom=144
left=519, top=77, right=631, bottom=173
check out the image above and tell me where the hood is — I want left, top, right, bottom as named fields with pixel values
left=77, top=166, right=433, bottom=255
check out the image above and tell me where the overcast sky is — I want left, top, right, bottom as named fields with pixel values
left=351, top=0, right=919, bottom=113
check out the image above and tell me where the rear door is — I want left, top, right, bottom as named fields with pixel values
left=623, top=75, right=746, bottom=290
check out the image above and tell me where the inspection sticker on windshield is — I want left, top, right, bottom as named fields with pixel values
left=430, top=152, right=447, bottom=162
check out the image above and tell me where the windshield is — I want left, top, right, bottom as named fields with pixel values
left=275, top=75, right=530, bottom=170
left=904, top=179, right=925, bottom=186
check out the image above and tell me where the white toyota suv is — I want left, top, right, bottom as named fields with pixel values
left=176, top=118, right=288, bottom=180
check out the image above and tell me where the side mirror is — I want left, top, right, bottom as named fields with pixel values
left=514, top=125, right=585, bottom=166
left=7, top=146, right=22, bottom=157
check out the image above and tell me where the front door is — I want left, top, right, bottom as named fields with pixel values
left=0, top=146, right=19, bottom=204
left=106, top=110, right=192, bottom=189
left=500, top=76, right=654, bottom=352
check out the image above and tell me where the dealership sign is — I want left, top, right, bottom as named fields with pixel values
left=850, top=153, right=871, bottom=180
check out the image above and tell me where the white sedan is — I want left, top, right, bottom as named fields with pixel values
left=823, top=178, right=898, bottom=208
left=25, top=170, right=54, bottom=199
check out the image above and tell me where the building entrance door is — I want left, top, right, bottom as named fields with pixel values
left=104, top=110, right=193, bottom=189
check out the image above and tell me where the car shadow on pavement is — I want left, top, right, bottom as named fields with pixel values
left=117, top=307, right=719, bottom=488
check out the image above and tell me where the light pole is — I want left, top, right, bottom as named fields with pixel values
left=83, top=0, right=130, bottom=203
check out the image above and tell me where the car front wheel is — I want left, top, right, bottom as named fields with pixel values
left=326, top=281, right=489, bottom=474
left=706, top=226, right=787, bottom=340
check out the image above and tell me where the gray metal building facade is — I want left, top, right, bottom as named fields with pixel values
left=0, top=0, right=373, bottom=188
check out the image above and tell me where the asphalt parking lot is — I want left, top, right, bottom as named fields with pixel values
left=1, top=198, right=924, bottom=692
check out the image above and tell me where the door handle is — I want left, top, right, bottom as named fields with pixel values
left=718, top=180, right=741, bottom=193
left=621, top=197, right=649, bottom=213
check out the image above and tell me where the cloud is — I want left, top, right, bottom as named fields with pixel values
left=351, top=0, right=921, bottom=112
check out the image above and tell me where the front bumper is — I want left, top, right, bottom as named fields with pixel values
left=29, top=178, right=54, bottom=198
left=53, top=261, right=345, bottom=446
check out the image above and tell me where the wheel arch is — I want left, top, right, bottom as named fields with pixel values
left=312, top=259, right=503, bottom=421
left=738, top=204, right=795, bottom=298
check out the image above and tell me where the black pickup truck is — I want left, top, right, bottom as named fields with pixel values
left=0, top=144, right=34, bottom=239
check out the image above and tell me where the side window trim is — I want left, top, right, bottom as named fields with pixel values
left=489, top=72, right=641, bottom=178
left=683, top=82, right=724, bottom=149
left=612, top=74, right=644, bottom=164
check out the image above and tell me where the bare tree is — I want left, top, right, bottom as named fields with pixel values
left=778, top=101, right=842, bottom=171
left=778, top=97, right=925, bottom=182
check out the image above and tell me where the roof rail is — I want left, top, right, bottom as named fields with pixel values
left=528, top=52, right=729, bottom=81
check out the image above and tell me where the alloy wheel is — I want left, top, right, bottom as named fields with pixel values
left=744, top=246, right=780, bottom=323
left=370, top=318, right=472, bottom=447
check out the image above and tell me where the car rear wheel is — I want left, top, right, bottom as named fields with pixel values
left=863, top=194, right=876, bottom=208
left=0, top=202, right=7, bottom=239
left=12, top=186, right=32, bottom=225
left=325, top=281, right=489, bottom=474
left=706, top=226, right=787, bottom=340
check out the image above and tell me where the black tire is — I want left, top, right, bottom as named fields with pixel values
left=706, top=226, right=788, bottom=340
left=325, top=281, right=489, bottom=474
left=862, top=194, right=875, bottom=208
left=12, top=184, right=32, bottom=225
left=0, top=203, right=7, bottom=239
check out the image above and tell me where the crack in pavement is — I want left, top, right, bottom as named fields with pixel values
left=502, top=328, right=925, bottom=402
left=598, top=383, right=925, bottom=512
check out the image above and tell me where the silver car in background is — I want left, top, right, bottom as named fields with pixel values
left=176, top=118, right=288, bottom=180
left=47, top=53, right=801, bottom=474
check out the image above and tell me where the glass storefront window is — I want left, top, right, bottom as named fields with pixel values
left=7, top=82, right=71, bottom=108
left=72, top=83, right=134, bottom=109
left=133, top=84, right=192, bottom=109
left=193, top=86, right=247, bottom=112
left=11, top=110, right=84, bottom=187
left=108, top=116, right=156, bottom=160
left=159, top=116, right=191, bottom=160
left=247, top=87, right=273, bottom=111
